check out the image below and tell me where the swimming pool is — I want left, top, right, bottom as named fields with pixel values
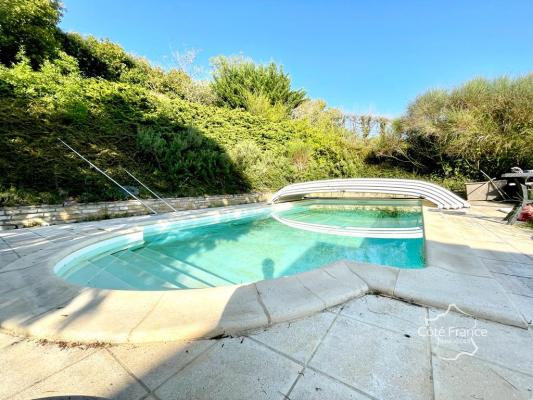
left=55, top=199, right=425, bottom=290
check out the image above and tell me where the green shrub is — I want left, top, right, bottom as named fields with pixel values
left=136, top=125, right=247, bottom=193
left=61, top=32, right=136, bottom=80
left=381, top=75, right=533, bottom=179
left=211, top=56, right=306, bottom=114
left=287, top=140, right=314, bottom=175
left=0, top=0, right=62, bottom=68
left=292, top=99, right=343, bottom=130
left=244, top=91, right=289, bottom=122
left=0, top=55, right=379, bottom=205
left=1, top=4, right=484, bottom=207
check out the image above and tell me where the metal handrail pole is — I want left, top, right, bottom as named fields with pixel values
left=123, top=168, right=177, bottom=212
left=58, top=139, right=158, bottom=214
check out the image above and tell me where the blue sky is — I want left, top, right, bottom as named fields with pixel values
left=59, top=0, right=533, bottom=116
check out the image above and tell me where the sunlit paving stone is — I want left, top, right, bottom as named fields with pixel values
left=308, top=315, right=432, bottom=400
left=154, top=338, right=301, bottom=399
left=433, top=348, right=533, bottom=400
left=247, top=311, right=336, bottom=364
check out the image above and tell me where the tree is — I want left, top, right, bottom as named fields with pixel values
left=0, top=0, right=63, bottom=68
left=211, top=56, right=306, bottom=116
left=358, top=115, right=374, bottom=139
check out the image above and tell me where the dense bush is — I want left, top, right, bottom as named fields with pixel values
left=0, top=55, right=388, bottom=205
left=60, top=32, right=217, bottom=104
left=60, top=32, right=137, bottom=80
left=292, top=99, right=344, bottom=130
left=376, top=75, right=533, bottom=179
left=211, top=56, right=306, bottom=116
left=0, top=0, right=62, bottom=68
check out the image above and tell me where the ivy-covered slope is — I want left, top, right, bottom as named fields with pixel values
left=0, top=56, right=390, bottom=206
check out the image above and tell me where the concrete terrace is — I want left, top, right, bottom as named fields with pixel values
left=1, top=201, right=533, bottom=399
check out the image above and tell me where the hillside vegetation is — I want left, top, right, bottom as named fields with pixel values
left=376, top=75, right=533, bottom=178
left=0, top=0, right=531, bottom=206
left=1, top=52, right=397, bottom=205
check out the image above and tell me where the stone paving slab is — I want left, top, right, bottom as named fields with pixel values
left=296, top=261, right=368, bottom=307
left=0, top=251, right=19, bottom=268
left=395, top=266, right=527, bottom=327
left=338, top=294, right=428, bottom=337
left=425, top=240, right=493, bottom=277
left=506, top=240, right=533, bottom=262
left=0, top=261, right=52, bottom=295
left=309, top=315, right=433, bottom=400
left=247, top=311, right=335, bottom=364
left=454, top=220, right=503, bottom=243
left=344, top=260, right=398, bottom=295
left=2, top=293, right=533, bottom=400
left=108, top=340, right=214, bottom=391
left=23, top=289, right=165, bottom=343
left=493, top=272, right=533, bottom=297
left=255, top=275, right=326, bottom=323
left=1, top=231, right=40, bottom=244
left=433, top=347, right=533, bottom=400
left=0, top=273, right=87, bottom=329
left=469, top=239, right=533, bottom=264
left=0, top=340, right=97, bottom=399
left=128, top=284, right=269, bottom=342
left=0, top=331, right=19, bottom=349
left=0, top=247, right=62, bottom=272
left=154, top=337, right=302, bottom=400
left=481, top=258, right=533, bottom=278
left=428, top=308, right=533, bottom=375
left=289, top=369, right=371, bottom=400
left=10, top=349, right=148, bottom=400
left=2, top=233, right=52, bottom=255
left=510, top=294, right=533, bottom=325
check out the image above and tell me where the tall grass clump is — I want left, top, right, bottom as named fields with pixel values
left=378, top=75, right=533, bottom=180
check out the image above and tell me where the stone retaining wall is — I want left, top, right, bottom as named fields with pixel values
left=0, top=193, right=271, bottom=229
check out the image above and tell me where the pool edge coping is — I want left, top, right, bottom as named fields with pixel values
left=0, top=203, right=528, bottom=344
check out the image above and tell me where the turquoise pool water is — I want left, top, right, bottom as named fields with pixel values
left=275, top=199, right=422, bottom=228
left=56, top=199, right=425, bottom=290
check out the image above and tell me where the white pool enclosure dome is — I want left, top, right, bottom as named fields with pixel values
left=271, top=178, right=470, bottom=210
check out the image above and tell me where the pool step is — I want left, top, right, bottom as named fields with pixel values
left=146, top=245, right=257, bottom=286
left=60, top=260, right=111, bottom=287
left=85, top=262, right=139, bottom=290
left=114, top=249, right=216, bottom=289
left=90, top=254, right=178, bottom=290
left=132, top=247, right=235, bottom=287
left=62, top=259, right=141, bottom=290
left=138, top=247, right=239, bottom=285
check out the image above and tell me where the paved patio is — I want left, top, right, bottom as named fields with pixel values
left=1, top=201, right=533, bottom=399
left=1, top=292, right=533, bottom=400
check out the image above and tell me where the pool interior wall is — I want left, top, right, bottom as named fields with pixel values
left=55, top=199, right=425, bottom=290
